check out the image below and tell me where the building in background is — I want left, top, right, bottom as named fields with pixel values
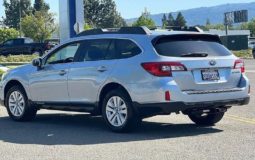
left=207, top=29, right=250, bottom=51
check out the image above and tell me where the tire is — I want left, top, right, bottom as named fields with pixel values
left=252, top=49, right=255, bottom=59
left=102, top=89, right=140, bottom=132
left=6, top=85, right=37, bottom=122
left=188, top=111, right=225, bottom=126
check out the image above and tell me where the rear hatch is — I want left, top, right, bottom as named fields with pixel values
left=152, top=34, right=244, bottom=91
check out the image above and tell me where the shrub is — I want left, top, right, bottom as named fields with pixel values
left=0, top=55, right=38, bottom=63
left=232, top=49, right=252, bottom=58
left=0, top=69, right=5, bottom=78
left=0, top=28, right=19, bottom=44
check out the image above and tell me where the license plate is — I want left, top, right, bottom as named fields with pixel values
left=201, top=69, right=220, bottom=81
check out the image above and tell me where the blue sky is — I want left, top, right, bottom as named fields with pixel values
left=1, top=0, right=255, bottom=19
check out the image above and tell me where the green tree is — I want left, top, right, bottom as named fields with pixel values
left=167, top=13, right=175, bottom=26
left=84, top=0, right=126, bottom=28
left=3, top=0, right=32, bottom=29
left=0, top=28, right=19, bottom=43
left=205, top=23, right=226, bottom=30
left=132, top=9, right=156, bottom=29
left=175, top=12, right=186, bottom=27
left=84, top=23, right=93, bottom=30
left=162, top=14, right=168, bottom=28
left=33, top=0, right=50, bottom=13
left=240, top=19, right=255, bottom=36
left=21, top=11, right=56, bottom=42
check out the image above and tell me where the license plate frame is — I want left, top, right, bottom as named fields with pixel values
left=201, top=69, right=220, bottom=81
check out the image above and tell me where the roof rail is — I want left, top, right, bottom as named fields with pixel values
left=77, top=26, right=152, bottom=37
left=151, top=26, right=204, bottom=33
left=167, top=26, right=204, bottom=32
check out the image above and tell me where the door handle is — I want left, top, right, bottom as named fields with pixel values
left=59, top=70, right=67, bottom=76
left=97, top=66, right=107, bottom=72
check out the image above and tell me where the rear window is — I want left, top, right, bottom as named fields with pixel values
left=153, top=35, right=232, bottom=57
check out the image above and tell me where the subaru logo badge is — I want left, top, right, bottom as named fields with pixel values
left=209, top=60, right=216, bottom=66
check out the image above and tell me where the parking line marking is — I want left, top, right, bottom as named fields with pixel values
left=246, top=70, right=255, bottom=73
left=226, top=114, right=255, bottom=125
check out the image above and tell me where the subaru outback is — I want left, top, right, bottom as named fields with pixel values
left=0, top=27, right=250, bottom=132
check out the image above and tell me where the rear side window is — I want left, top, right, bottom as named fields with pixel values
left=104, top=39, right=141, bottom=60
left=77, top=39, right=142, bottom=61
left=153, top=35, right=232, bottom=57
left=114, top=39, right=142, bottom=59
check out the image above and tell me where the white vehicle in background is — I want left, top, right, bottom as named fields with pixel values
left=248, top=41, right=255, bottom=49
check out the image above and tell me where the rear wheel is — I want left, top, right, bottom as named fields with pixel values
left=188, top=110, right=225, bottom=126
left=6, top=85, right=37, bottom=121
left=102, top=89, right=139, bottom=132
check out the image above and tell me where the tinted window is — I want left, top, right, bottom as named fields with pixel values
left=46, top=43, right=80, bottom=64
left=77, top=39, right=142, bottom=61
left=13, top=39, right=24, bottom=45
left=24, top=38, right=33, bottom=44
left=4, top=40, right=14, bottom=45
left=78, top=39, right=112, bottom=61
left=154, top=36, right=232, bottom=57
left=114, top=39, right=142, bottom=59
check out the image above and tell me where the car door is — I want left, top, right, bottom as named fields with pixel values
left=67, top=39, right=117, bottom=104
left=12, top=39, right=25, bottom=54
left=0, top=40, right=14, bottom=55
left=29, top=42, right=81, bottom=102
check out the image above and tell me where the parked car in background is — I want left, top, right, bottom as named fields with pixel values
left=248, top=41, right=255, bottom=49
left=0, top=38, right=51, bottom=56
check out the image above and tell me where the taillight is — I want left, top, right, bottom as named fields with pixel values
left=141, top=62, right=187, bottom=77
left=234, top=59, right=245, bottom=73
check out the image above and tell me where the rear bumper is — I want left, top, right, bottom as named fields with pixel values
left=133, top=97, right=250, bottom=116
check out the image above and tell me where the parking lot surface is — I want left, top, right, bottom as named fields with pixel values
left=0, top=59, right=254, bottom=160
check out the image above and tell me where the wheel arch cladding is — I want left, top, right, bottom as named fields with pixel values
left=4, top=80, right=26, bottom=104
left=98, top=83, right=132, bottom=114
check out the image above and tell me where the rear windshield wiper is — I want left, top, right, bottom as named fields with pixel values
left=181, top=52, right=208, bottom=57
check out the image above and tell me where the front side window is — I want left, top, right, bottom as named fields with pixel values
left=46, top=43, right=80, bottom=64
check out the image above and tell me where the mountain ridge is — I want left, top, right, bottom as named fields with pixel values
left=126, top=2, right=255, bottom=26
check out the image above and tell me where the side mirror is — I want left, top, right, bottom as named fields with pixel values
left=32, top=58, right=42, bottom=68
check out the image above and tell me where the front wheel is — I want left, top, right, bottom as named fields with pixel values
left=6, top=85, right=37, bottom=121
left=188, top=111, right=225, bottom=126
left=102, top=89, right=140, bottom=132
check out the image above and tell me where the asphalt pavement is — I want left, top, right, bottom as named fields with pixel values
left=0, top=59, right=254, bottom=160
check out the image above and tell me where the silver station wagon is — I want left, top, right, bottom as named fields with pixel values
left=0, top=27, right=250, bottom=132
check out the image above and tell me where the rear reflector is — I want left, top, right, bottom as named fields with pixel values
left=165, top=91, right=171, bottom=101
left=141, top=62, right=187, bottom=77
left=234, top=59, right=245, bottom=73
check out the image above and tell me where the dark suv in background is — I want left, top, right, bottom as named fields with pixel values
left=0, top=38, right=51, bottom=56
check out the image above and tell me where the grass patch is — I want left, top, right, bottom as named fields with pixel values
left=0, top=69, right=5, bottom=77
left=0, top=55, right=38, bottom=63
left=232, top=49, right=252, bottom=58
